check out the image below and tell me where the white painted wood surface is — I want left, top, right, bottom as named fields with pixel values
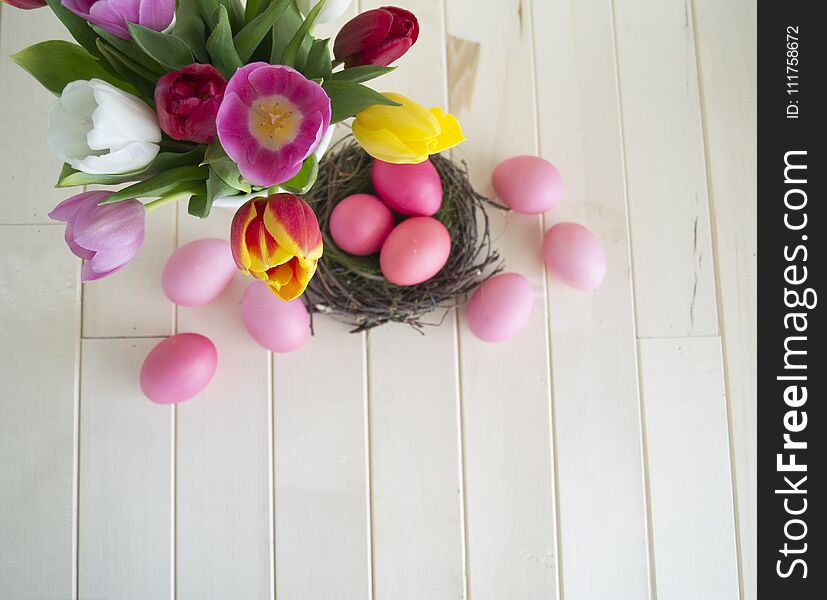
left=639, top=337, right=739, bottom=600
left=79, top=338, right=172, bottom=600
left=0, top=1, right=756, bottom=599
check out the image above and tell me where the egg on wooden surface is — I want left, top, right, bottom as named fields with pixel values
left=329, top=193, right=395, bottom=256
left=491, top=155, right=563, bottom=214
left=465, top=273, right=534, bottom=343
left=543, top=222, right=606, bottom=290
left=379, top=217, right=451, bottom=286
left=372, top=159, right=443, bottom=216
left=140, top=333, right=217, bottom=404
left=241, top=281, right=310, bottom=353
left=162, top=238, right=236, bottom=306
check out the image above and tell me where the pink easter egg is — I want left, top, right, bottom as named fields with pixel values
left=162, top=238, right=237, bottom=306
left=466, top=273, right=534, bottom=343
left=379, top=217, right=451, bottom=286
left=241, top=281, right=310, bottom=353
left=372, top=159, right=443, bottom=216
left=329, top=193, right=395, bottom=256
left=140, top=333, right=217, bottom=404
left=543, top=222, right=606, bottom=290
left=491, top=155, right=563, bottom=214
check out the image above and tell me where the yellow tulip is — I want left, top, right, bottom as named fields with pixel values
left=352, top=93, right=466, bottom=164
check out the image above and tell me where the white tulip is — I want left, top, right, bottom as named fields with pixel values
left=297, top=0, right=353, bottom=24
left=48, top=79, right=161, bottom=175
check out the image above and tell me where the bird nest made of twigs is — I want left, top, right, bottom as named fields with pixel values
left=302, top=137, right=504, bottom=332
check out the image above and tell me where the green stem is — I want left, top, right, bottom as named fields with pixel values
left=160, top=139, right=198, bottom=153
left=144, top=190, right=193, bottom=212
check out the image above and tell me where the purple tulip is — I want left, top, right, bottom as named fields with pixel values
left=61, top=0, right=175, bottom=40
left=49, top=191, right=145, bottom=282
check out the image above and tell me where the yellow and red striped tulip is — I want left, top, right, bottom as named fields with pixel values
left=230, top=194, right=323, bottom=301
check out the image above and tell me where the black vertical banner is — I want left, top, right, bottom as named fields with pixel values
left=759, top=1, right=825, bottom=597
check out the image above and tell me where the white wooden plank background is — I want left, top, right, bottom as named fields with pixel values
left=0, top=1, right=756, bottom=599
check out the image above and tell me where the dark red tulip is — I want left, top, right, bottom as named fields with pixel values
left=333, top=6, right=419, bottom=68
left=1, top=0, right=47, bottom=8
left=154, top=64, right=227, bottom=144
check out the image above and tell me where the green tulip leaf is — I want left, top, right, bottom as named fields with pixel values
left=207, top=5, right=243, bottom=79
left=202, top=141, right=252, bottom=193
left=56, top=147, right=207, bottom=188
left=322, top=80, right=402, bottom=123
left=279, top=0, right=326, bottom=68
left=45, top=0, right=103, bottom=60
left=173, top=0, right=211, bottom=63
left=94, top=40, right=158, bottom=101
left=11, top=40, right=137, bottom=97
left=280, top=155, right=319, bottom=195
left=127, top=22, right=195, bottom=71
left=92, top=26, right=167, bottom=77
left=188, top=192, right=213, bottom=219
left=303, top=38, right=333, bottom=82
left=100, top=166, right=209, bottom=203
left=205, top=168, right=241, bottom=216
left=233, top=0, right=290, bottom=63
left=270, top=0, right=312, bottom=67
left=244, top=0, right=269, bottom=23
left=331, top=65, right=396, bottom=84
left=196, top=0, right=245, bottom=33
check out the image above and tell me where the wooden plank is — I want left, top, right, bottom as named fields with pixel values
left=368, top=323, right=466, bottom=600
left=358, top=1, right=466, bottom=597
left=639, top=337, right=739, bottom=599
left=614, top=0, right=718, bottom=337
left=174, top=206, right=273, bottom=600
left=0, top=225, right=78, bottom=599
left=271, top=10, right=375, bottom=598
left=531, top=0, right=652, bottom=597
left=82, top=203, right=176, bottom=338
left=692, top=1, right=757, bottom=597
left=0, top=8, right=69, bottom=225
left=78, top=338, right=172, bottom=600
left=445, top=2, right=558, bottom=598
left=273, top=318, right=371, bottom=600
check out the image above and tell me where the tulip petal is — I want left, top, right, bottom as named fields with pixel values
left=89, top=80, right=161, bottom=148
left=357, top=37, right=412, bottom=68
left=230, top=199, right=260, bottom=272
left=356, top=93, right=440, bottom=141
left=333, top=8, right=394, bottom=60
left=245, top=217, right=294, bottom=272
left=262, top=195, right=323, bottom=260
left=75, top=141, right=159, bottom=175
left=47, top=97, right=95, bottom=167
left=65, top=219, right=96, bottom=261
left=352, top=120, right=428, bottom=164
left=428, top=107, right=467, bottom=154
left=87, top=230, right=143, bottom=273
left=72, top=198, right=145, bottom=251
left=266, top=262, right=294, bottom=287
left=81, top=260, right=118, bottom=282
left=137, top=0, right=175, bottom=32
left=48, top=190, right=108, bottom=223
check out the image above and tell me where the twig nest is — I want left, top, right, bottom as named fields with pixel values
left=303, top=137, right=504, bottom=331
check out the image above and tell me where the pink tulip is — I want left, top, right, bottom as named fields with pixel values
left=155, top=64, right=227, bottom=144
left=333, top=6, right=419, bottom=68
left=216, top=62, right=331, bottom=187
left=1, top=0, right=47, bottom=9
left=48, top=191, right=145, bottom=282
left=61, top=0, right=174, bottom=40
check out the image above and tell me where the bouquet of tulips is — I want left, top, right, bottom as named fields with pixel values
left=4, top=0, right=466, bottom=300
